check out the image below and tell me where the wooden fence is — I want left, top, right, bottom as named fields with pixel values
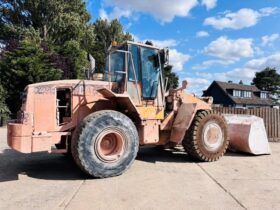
left=213, top=107, right=280, bottom=142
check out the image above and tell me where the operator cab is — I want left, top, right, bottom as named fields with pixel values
left=103, top=41, right=168, bottom=106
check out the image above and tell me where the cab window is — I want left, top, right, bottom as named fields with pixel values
left=104, top=51, right=126, bottom=83
left=128, top=44, right=140, bottom=81
left=140, top=47, right=160, bottom=99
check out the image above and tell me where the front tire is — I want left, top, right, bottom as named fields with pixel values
left=182, top=110, right=229, bottom=162
left=71, top=110, right=139, bottom=178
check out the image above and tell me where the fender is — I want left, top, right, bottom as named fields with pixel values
left=97, top=88, right=140, bottom=120
left=170, top=90, right=212, bottom=144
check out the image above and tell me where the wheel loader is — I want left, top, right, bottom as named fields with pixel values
left=7, top=41, right=230, bottom=178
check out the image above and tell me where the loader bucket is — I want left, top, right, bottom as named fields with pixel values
left=223, top=114, right=271, bottom=155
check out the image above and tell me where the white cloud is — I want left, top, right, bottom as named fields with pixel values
left=184, top=77, right=210, bottom=95
left=254, top=47, right=264, bottom=56
left=144, top=39, right=178, bottom=48
left=188, top=52, right=280, bottom=95
left=259, top=7, right=279, bottom=16
left=196, top=31, right=209, bottom=38
left=101, top=0, right=199, bottom=23
left=215, top=53, right=280, bottom=81
left=204, top=7, right=278, bottom=30
left=192, top=59, right=234, bottom=70
left=203, top=53, right=280, bottom=82
left=169, top=49, right=191, bottom=72
left=200, top=68, right=256, bottom=82
left=134, top=38, right=190, bottom=72
left=201, top=0, right=217, bottom=10
left=261, top=33, right=279, bottom=46
left=186, top=68, right=255, bottom=95
left=99, top=7, right=132, bottom=20
left=204, top=36, right=254, bottom=61
left=245, top=53, right=280, bottom=70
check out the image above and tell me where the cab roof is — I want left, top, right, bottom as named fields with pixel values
left=122, top=41, right=162, bottom=50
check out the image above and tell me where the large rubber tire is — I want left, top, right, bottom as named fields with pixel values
left=71, top=110, right=139, bottom=178
left=182, top=110, right=229, bottom=162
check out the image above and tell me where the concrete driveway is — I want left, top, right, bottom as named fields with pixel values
left=0, top=127, right=280, bottom=210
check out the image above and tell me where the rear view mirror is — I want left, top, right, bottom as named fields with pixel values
left=160, top=48, right=169, bottom=67
left=88, top=54, right=96, bottom=74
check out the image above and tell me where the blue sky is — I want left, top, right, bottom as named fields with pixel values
left=86, top=0, right=280, bottom=95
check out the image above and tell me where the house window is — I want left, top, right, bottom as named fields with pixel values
left=242, top=91, right=252, bottom=98
left=233, top=90, right=241, bottom=97
left=261, top=92, right=267, bottom=99
left=233, top=90, right=251, bottom=98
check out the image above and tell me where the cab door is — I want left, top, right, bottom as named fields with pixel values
left=127, top=44, right=142, bottom=105
left=140, top=47, right=161, bottom=101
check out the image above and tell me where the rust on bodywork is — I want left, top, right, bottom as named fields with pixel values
left=170, top=103, right=197, bottom=143
left=7, top=72, right=212, bottom=153
left=168, top=88, right=212, bottom=144
left=7, top=80, right=113, bottom=153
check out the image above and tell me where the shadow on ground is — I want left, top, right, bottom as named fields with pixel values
left=0, top=146, right=195, bottom=182
left=137, top=146, right=254, bottom=162
left=0, top=146, right=253, bottom=182
left=225, top=149, right=258, bottom=157
left=136, top=146, right=194, bottom=163
left=0, top=149, right=87, bottom=182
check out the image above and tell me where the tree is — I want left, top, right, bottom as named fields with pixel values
left=0, top=31, right=63, bottom=113
left=92, top=19, right=133, bottom=72
left=239, top=80, right=244, bottom=85
left=252, top=67, right=280, bottom=101
left=0, top=84, right=9, bottom=114
left=0, top=0, right=93, bottom=44
left=162, top=65, right=179, bottom=89
left=0, top=0, right=94, bottom=76
left=0, top=0, right=94, bottom=112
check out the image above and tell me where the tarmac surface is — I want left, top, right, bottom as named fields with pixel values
left=0, top=127, right=280, bottom=210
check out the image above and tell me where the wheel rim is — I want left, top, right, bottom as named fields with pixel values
left=95, top=128, right=127, bottom=163
left=202, top=121, right=224, bottom=152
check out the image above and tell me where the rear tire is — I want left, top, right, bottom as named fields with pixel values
left=182, top=110, right=229, bottom=162
left=71, top=110, right=139, bottom=178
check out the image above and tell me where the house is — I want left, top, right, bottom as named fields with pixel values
left=203, top=81, right=275, bottom=108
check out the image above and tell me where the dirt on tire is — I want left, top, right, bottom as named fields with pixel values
left=71, top=110, right=139, bottom=178
left=182, top=110, right=229, bottom=162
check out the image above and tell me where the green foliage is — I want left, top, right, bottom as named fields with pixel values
left=0, top=0, right=94, bottom=112
left=0, top=84, right=10, bottom=113
left=163, top=65, right=179, bottom=89
left=0, top=32, right=63, bottom=113
left=252, top=67, right=280, bottom=102
left=1, top=0, right=175, bottom=115
left=60, top=40, right=88, bottom=79
left=252, top=67, right=280, bottom=92
left=92, top=19, right=133, bottom=72
left=0, top=0, right=93, bottom=43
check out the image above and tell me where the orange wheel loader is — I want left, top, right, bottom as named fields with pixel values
left=7, top=41, right=229, bottom=178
